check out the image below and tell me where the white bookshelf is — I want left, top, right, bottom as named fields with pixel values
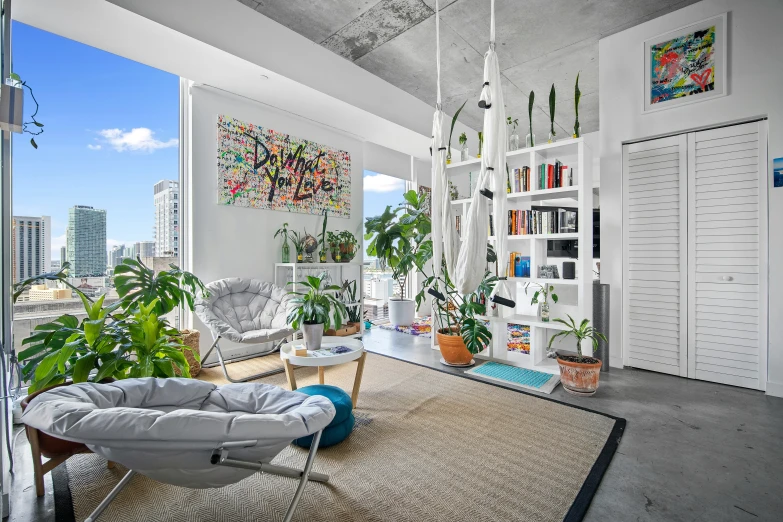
left=436, top=137, right=594, bottom=375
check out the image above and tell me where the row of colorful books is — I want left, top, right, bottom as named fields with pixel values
left=508, top=208, right=578, bottom=235
left=507, top=253, right=531, bottom=278
left=455, top=214, right=496, bottom=236
left=507, top=162, right=574, bottom=193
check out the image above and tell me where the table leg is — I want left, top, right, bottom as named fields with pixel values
left=351, top=352, right=367, bottom=408
left=318, top=366, right=325, bottom=385
left=284, top=359, right=297, bottom=391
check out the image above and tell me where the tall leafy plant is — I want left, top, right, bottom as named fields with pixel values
left=574, top=72, right=581, bottom=138
left=286, top=274, right=348, bottom=331
left=364, top=190, right=432, bottom=300
left=548, top=83, right=556, bottom=140
left=114, top=257, right=207, bottom=316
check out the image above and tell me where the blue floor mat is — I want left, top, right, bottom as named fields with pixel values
left=467, top=362, right=554, bottom=389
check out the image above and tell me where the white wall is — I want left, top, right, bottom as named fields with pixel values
left=599, top=0, right=783, bottom=394
left=189, top=86, right=364, bottom=358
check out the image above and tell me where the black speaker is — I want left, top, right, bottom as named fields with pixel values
left=563, top=261, right=576, bottom=280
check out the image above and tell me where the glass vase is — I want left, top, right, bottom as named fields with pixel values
left=525, top=133, right=535, bottom=148
left=281, top=239, right=290, bottom=263
left=508, top=131, right=519, bottom=151
left=460, top=142, right=469, bottom=161
left=573, top=125, right=582, bottom=139
left=319, top=251, right=327, bottom=263
left=296, top=252, right=304, bottom=263
left=540, top=301, right=550, bottom=322
left=548, top=132, right=556, bottom=144
left=446, top=153, right=452, bottom=165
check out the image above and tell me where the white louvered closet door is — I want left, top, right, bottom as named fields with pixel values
left=623, top=135, right=688, bottom=376
left=688, top=121, right=767, bottom=390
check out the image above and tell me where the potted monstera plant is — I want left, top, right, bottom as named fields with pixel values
left=364, top=190, right=432, bottom=327
left=286, top=274, right=348, bottom=350
left=547, top=315, right=607, bottom=396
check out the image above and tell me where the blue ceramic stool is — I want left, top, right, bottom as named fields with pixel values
left=293, top=384, right=355, bottom=448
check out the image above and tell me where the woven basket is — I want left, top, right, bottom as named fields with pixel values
left=177, top=329, right=202, bottom=378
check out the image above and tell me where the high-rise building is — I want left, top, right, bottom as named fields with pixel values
left=154, top=180, right=179, bottom=257
left=135, top=240, right=155, bottom=258
left=12, top=216, right=51, bottom=283
left=109, top=244, right=127, bottom=268
left=60, top=246, right=67, bottom=266
left=66, top=205, right=107, bottom=277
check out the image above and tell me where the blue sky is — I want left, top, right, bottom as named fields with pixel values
left=12, top=22, right=179, bottom=260
left=12, top=22, right=406, bottom=261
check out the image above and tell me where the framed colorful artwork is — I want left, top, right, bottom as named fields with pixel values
left=643, top=13, right=727, bottom=113
left=216, top=114, right=351, bottom=217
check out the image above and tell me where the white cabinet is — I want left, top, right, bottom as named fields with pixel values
left=623, top=121, right=768, bottom=390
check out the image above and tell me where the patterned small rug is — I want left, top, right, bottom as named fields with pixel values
left=467, top=361, right=561, bottom=394
left=54, top=354, right=624, bottom=522
left=378, top=315, right=433, bottom=337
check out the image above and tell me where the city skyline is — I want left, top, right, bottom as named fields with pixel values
left=11, top=22, right=179, bottom=261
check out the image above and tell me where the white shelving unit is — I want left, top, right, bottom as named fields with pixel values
left=274, top=262, right=365, bottom=339
left=436, top=137, right=594, bottom=375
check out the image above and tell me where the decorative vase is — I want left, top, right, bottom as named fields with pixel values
left=508, top=130, right=519, bottom=151
left=573, top=126, right=581, bottom=139
left=460, top=142, right=469, bottom=161
left=446, top=154, right=452, bottom=165
left=557, top=355, right=602, bottom=396
left=302, top=323, right=324, bottom=351
left=332, top=245, right=341, bottom=263
left=388, top=299, right=415, bottom=326
left=319, top=251, right=327, bottom=263
left=296, top=253, right=304, bottom=262
left=281, top=239, right=290, bottom=263
left=437, top=328, right=474, bottom=366
left=548, top=132, right=556, bottom=144
left=526, top=133, right=535, bottom=148
left=540, top=301, right=550, bottom=322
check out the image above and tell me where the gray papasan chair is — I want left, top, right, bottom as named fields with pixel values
left=195, top=278, right=294, bottom=383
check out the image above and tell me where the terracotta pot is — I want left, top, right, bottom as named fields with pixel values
left=437, top=329, right=473, bottom=366
left=557, top=356, right=602, bottom=396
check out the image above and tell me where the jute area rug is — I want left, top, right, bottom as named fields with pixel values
left=54, top=353, right=624, bottom=522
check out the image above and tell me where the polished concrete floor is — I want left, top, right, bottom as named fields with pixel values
left=9, top=327, right=783, bottom=522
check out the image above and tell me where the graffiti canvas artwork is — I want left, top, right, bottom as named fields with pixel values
left=650, top=27, right=715, bottom=104
left=217, top=114, right=351, bottom=217
left=643, top=14, right=726, bottom=112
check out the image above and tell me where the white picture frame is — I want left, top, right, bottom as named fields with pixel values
left=642, top=12, right=728, bottom=113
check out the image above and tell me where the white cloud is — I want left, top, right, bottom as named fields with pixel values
left=98, top=127, right=178, bottom=152
left=87, top=144, right=102, bottom=150
left=363, top=173, right=405, bottom=193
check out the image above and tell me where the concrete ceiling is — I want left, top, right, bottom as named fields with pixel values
left=238, top=0, right=700, bottom=138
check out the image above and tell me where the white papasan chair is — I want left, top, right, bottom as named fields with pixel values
left=195, top=278, right=295, bottom=383
left=22, top=378, right=335, bottom=522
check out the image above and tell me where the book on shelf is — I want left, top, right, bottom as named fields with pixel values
left=455, top=215, right=461, bottom=237
left=508, top=208, right=578, bottom=235
left=507, top=253, right=531, bottom=277
left=537, top=160, right=574, bottom=190
left=508, top=166, right=532, bottom=194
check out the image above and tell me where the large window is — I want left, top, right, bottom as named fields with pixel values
left=11, top=22, right=180, bottom=350
left=362, top=170, right=411, bottom=321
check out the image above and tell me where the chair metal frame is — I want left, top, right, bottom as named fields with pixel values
left=84, top=431, right=326, bottom=522
left=200, top=333, right=290, bottom=383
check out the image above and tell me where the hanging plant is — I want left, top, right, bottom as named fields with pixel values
left=458, top=132, right=467, bottom=145
left=548, top=83, right=556, bottom=142
left=10, top=73, right=44, bottom=149
left=574, top=72, right=581, bottom=138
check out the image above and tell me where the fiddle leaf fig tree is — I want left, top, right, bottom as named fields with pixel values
left=364, top=190, right=432, bottom=300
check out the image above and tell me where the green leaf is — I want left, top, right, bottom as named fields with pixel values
left=33, top=121, right=44, bottom=127
left=72, top=354, right=96, bottom=383
left=548, top=83, right=556, bottom=135
left=30, top=137, right=38, bottom=149
left=448, top=99, right=468, bottom=151
left=9, top=72, right=21, bottom=81
left=34, top=351, right=60, bottom=381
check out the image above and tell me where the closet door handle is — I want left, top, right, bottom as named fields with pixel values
left=720, top=275, right=734, bottom=282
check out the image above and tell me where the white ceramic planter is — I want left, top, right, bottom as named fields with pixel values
left=302, top=323, right=324, bottom=350
left=388, top=299, right=415, bottom=327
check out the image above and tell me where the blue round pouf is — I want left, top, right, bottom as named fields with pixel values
left=293, top=385, right=354, bottom=448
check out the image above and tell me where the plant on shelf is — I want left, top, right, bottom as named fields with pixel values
left=338, top=230, right=358, bottom=263
left=286, top=274, right=348, bottom=350
left=573, top=72, right=581, bottom=138
left=477, top=131, right=484, bottom=158
left=458, top=131, right=469, bottom=161
left=507, top=116, right=520, bottom=151
left=548, top=83, right=557, bottom=143
left=275, top=222, right=291, bottom=263
left=447, top=99, right=467, bottom=164
left=547, top=315, right=607, bottom=396
left=423, top=267, right=497, bottom=365
left=524, top=281, right=559, bottom=322
left=365, top=189, right=432, bottom=327
left=340, top=279, right=363, bottom=325
left=327, top=231, right=341, bottom=262
left=527, top=90, right=535, bottom=147
left=318, top=213, right=328, bottom=262
left=289, top=231, right=306, bottom=262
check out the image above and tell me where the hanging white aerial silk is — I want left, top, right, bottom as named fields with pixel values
left=431, top=0, right=457, bottom=282
left=454, top=0, right=507, bottom=294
